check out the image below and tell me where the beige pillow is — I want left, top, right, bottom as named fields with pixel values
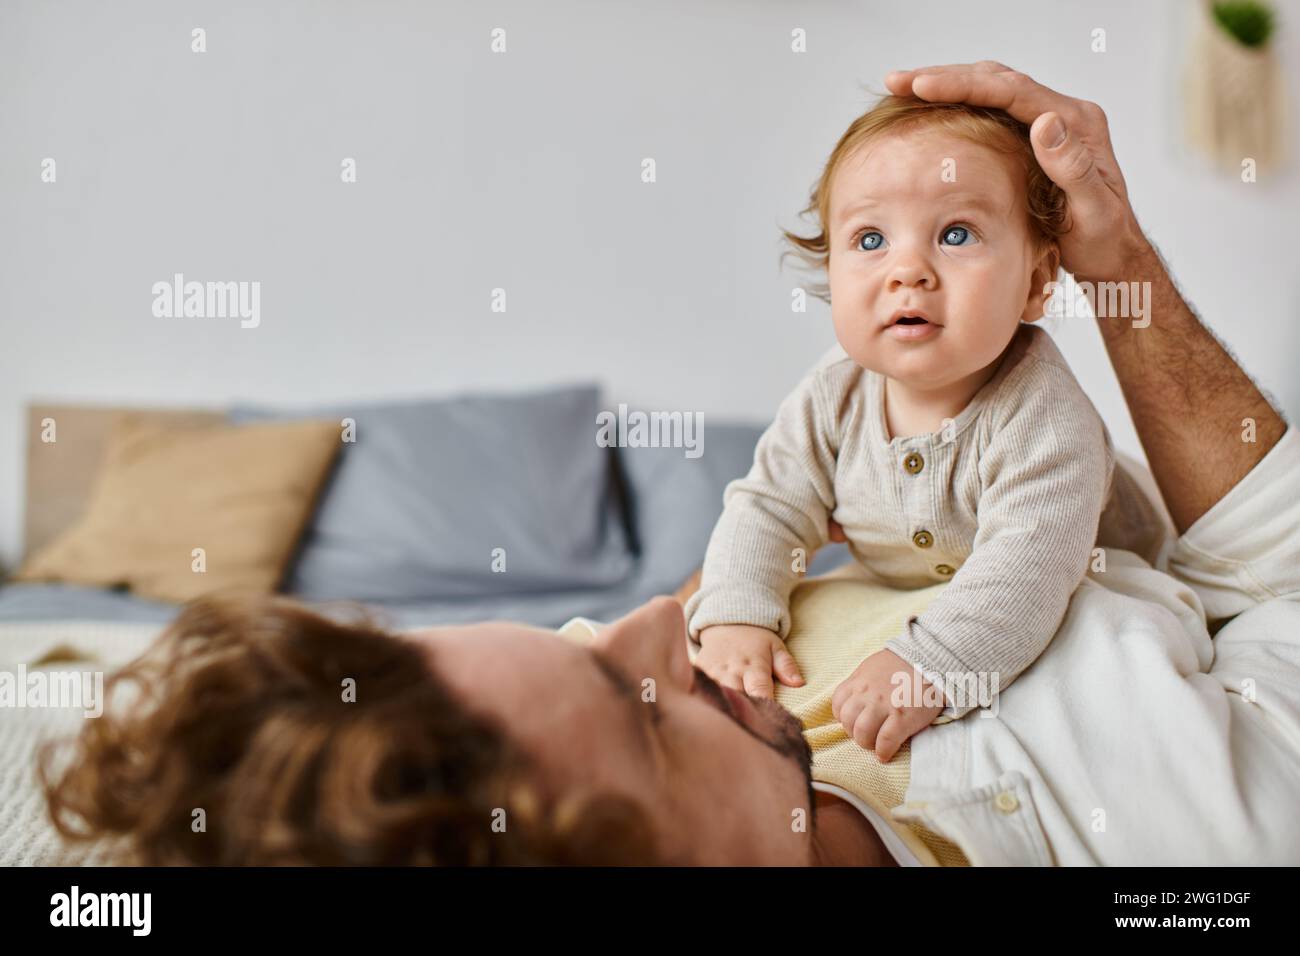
left=16, top=416, right=342, bottom=603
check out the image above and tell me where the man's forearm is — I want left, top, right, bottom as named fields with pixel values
left=1088, top=234, right=1287, bottom=535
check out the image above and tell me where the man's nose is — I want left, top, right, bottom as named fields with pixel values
left=592, top=596, right=694, bottom=693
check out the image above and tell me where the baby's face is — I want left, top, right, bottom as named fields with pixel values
left=826, top=127, right=1054, bottom=392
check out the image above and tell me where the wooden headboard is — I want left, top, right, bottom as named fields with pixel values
left=23, top=404, right=225, bottom=561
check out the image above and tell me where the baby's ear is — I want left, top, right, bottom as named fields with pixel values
left=1022, top=241, right=1063, bottom=324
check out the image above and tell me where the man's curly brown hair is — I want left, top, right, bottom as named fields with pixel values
left=40, top=595, right=661, bottom=865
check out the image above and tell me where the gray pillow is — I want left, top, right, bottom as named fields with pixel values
left=229, top=385, right=634, bottom=602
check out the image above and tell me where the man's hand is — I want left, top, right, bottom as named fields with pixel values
left=885, top=61, right=1146, bottom=283
left=696, top=624, right=805, bottom=700
left=831, top=648, right=945, bottom=762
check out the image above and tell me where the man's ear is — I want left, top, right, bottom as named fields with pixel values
left=1021, top=241, right=1062, bottom=324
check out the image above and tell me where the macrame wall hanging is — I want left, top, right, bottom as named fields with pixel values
left=1184, top=0, right=1289, bottom=176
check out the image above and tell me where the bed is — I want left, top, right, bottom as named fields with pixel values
left=0, top=395, right=1172, bottom=865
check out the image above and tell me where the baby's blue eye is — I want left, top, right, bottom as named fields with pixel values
left=942, top=225, right=973, bottom=246
left=857, top=231, right=884, bottom=251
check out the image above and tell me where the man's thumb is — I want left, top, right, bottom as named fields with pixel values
left=1031, top=111, right=1100, bottom=192
left=1034, top=111, right=1067, bottom=151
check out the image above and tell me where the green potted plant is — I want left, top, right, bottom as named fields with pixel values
left=1184, top=1, right=1287, bottom=174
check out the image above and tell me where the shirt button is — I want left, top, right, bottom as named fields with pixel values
left=903, top=452, right=924, bottom=474
left=994, top=791, right=1020, bottom=814
left=935, top=564, right=955, bottom=577
left=912, top=530, right=933, bottom=549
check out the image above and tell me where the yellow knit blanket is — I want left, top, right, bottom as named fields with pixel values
left=776, top=568, right=970, bottom=866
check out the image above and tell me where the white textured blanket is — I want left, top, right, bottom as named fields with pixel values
left=0, top=621, right=164, bottom=866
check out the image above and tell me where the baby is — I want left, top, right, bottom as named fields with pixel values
left=685, top=94, right=1126, bottom=761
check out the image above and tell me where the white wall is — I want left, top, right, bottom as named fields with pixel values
left=2, top=0, right=1297, bottom=570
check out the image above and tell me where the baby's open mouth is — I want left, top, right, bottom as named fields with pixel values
left=887, top=308, right=936, bottom=327
left=885, top=309, right=941, bottom=336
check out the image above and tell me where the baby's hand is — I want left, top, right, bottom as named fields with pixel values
left=696, top=624, right=805, bottom=700
left=831, top=649, right=945, bottom=761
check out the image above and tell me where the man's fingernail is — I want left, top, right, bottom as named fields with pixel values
left=1042, top=115, right=1067, bottom=149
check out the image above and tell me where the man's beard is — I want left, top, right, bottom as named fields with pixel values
left=691, top=665, right=817, bottom=816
